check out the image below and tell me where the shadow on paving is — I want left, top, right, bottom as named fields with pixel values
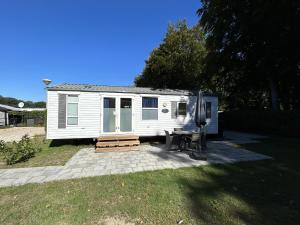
left=144, top=141, right=201, bottom=163
left=150, top=148, right=198, bottom=163
left=145, top=139, right=271, bottom=165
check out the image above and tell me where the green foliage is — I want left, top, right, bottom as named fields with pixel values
left=0, top=136, right=94, bottom=169
left=0, top=140, right=5, bottom=153
left=223, top=111, right=300, bottom=137
left=135, top=20, right=208, bottom=90
left=0, top=135, right=41, bottom=165
left=0, top=95, right=45, bottom=108
left=198, top=0, right=300, bottom=111
left=8, top=110, right=46, bottom=126
left=9, top=110, right=45, bottom=118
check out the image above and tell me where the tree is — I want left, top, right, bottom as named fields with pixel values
left=198, top=0, right=300, bottom=111
left=135, top=21, right=208, bottom=90
left=0, top=95, right=46, bottom=108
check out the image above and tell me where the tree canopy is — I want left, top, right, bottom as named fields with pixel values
left=135, top=21, right=208, bottom=90
left=0, top=95, right=45, bottom=108
left=135, top=1, right=299, bottom=111
left=198, top=0, right=300, bottom=110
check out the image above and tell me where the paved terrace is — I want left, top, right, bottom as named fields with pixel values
left=0, top=131, right=271, bottom=188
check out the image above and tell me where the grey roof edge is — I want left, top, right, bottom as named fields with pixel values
left=0, top=104, right=22, bottom=111
left=47, top=83, right=217, bottom=97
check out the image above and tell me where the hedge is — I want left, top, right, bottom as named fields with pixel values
left=222, top=110, right=300, bottom=137
left=8, top=110, right=46, bottom=127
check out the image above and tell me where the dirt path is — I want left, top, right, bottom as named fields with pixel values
left=0, top=127, right=45, bottom=142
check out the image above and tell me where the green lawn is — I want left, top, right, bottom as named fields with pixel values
left=0, top=136, right=300, bottom=225
left=0, top=136, right=94, bottom=169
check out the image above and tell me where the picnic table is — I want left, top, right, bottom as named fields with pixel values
left=172, top=130, right=197, bottom=135
left=172, top=130, right=198, bottom=150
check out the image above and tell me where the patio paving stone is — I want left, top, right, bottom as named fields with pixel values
left=0, top=131, right=271, bottom=187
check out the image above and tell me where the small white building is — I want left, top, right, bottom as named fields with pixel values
left=0, top=111, right=9, bottom=126
left=0, top=104, right=46, bottom=127
left=0, top=104, right=21, bottom=126
left=46, top=84, right=218, bottom=139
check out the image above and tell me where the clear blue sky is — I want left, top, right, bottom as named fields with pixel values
left=0, top=0, right=200, bottom=101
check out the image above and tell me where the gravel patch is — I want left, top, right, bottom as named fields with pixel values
left=0, top=127, right=45, bottom=142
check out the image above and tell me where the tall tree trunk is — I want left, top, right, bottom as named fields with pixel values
left=269, top=77, right=279, bottom=111
left=279, top=83, right=290, bottom=111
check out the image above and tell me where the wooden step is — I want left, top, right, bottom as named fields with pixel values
left=96, top=140, right=140, bottom=148
left=96, top=135, right=140, bottom=153
left=97, top=135, right=139, bottom=141
left=95, top=146, right=139, bottom=153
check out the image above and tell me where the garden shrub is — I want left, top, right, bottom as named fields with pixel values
left=8, top=110, right=46, bottom=127
left=0, top=135, right=41, bottom=165
left=0, top=140, right=5, bottom=152
left=223, top=110, right=300, bottom=137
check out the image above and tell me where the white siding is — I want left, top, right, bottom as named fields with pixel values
left=46, top=90, right=218, bottom=139
left=203, top=96, right=218, bottom=134
left=133, top=95, right=218, bottom=136
left=47, top=91, right=101, bottom=139
left=0, top=111, right=6, bottom=126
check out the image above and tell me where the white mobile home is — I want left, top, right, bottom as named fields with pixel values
left=46, top=84, right=218, bottom=139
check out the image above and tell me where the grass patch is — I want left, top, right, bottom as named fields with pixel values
left=0, top=136, right=299, bottom=225
left=0, top=136, right=94, bottom=169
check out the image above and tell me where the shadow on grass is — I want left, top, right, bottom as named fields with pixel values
left=177, top=161, right=300, bottom=225
left=49, top=138, right=95, bottom=147
left=175, top=137, right=300, bottom=225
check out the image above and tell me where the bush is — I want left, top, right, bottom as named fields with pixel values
left=0, top=135, right=41, bottom=165
left=222, top=110, right=300, bottom=137
left=8, top=110, right=46, bottom=127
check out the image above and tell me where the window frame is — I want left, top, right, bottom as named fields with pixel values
left=66, top=95, right=79, bottom=126
left=177, top=102, right=187, bottom=117
left=142, top=97, right=158, bottom=120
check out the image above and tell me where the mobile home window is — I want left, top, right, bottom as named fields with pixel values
left=177, top=102, right=187, bottom=116
left=142, top=97, right=158, bottom=120
left=67, top=95, right=78, bottom=125
left=206, top=102, right=211, bottom=119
